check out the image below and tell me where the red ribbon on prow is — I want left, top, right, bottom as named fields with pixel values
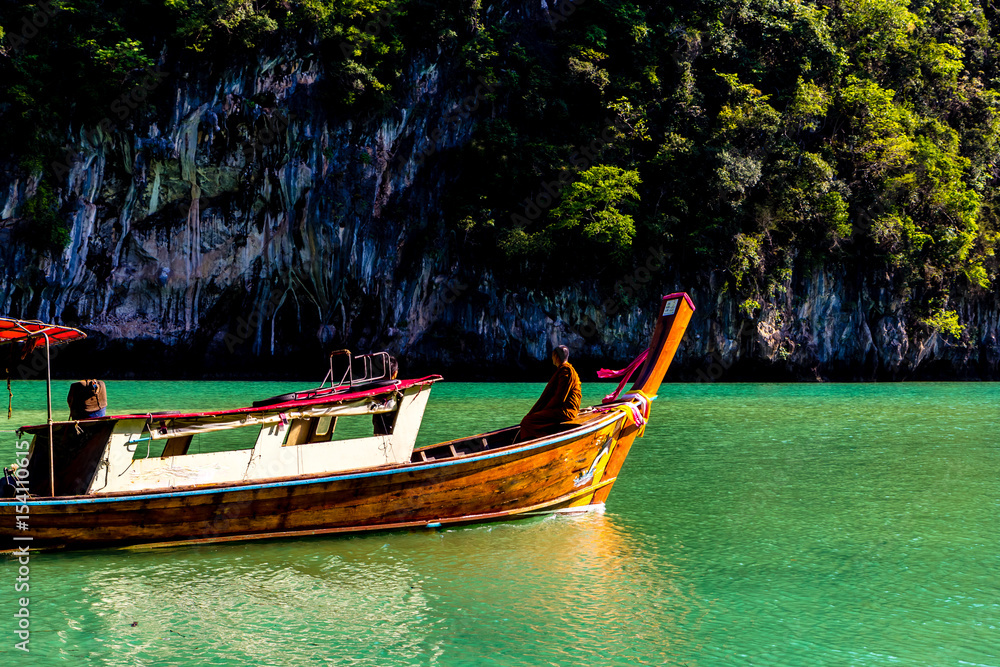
left=597, top=348, right=649, bottom=403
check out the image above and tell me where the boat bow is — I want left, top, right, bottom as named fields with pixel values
left=627, top=292, right=696, bottom=398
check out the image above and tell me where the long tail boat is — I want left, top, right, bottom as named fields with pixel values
left=0, top=293, right=693, bottom=550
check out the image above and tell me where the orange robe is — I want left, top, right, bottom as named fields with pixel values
left=518, top=362, right=582, bottom=442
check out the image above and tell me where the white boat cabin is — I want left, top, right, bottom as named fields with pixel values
left=22, top=353, right=441, bottom=497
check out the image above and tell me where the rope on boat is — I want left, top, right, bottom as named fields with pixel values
left=617, top=390, right=652, bottom=422
left=590, top=389, right=652, bottom=431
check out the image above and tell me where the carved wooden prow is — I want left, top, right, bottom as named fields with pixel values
left=628, top=292, right=695, bottom=398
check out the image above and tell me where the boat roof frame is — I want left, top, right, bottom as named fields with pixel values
left=0, top=317, right=87, bottom=348
left=17, top=375, right=444, bottom=432
left=0, top=316, right=88, bottom=496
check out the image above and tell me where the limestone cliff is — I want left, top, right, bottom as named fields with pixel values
left=1, top=3, right=997, bottom=382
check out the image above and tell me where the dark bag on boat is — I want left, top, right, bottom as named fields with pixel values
left=0, top=467, right=18, bottom=498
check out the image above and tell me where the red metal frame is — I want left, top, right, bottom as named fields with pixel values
left=0, top=317, right=87, bottom=347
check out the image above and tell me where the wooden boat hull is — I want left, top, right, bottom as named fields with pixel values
left=1, top=291, right=694, bottom=551
left=5, top=412, right=630, bottom=550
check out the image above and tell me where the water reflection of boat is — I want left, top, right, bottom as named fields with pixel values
left=62, top=514, right=706, bottom=664
left=0, top=293, right=693, bottom=550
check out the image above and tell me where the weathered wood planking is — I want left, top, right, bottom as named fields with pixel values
left=16, top=415, right=624, bottom=549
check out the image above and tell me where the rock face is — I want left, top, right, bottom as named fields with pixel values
left=0, top=35, right=487, bottom=378
left=680, top=268, right=999, bottom=382
left=1, top=7, right=998, bottom=381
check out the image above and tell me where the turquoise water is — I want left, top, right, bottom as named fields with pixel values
left=2, top=381, right=999, bottom=665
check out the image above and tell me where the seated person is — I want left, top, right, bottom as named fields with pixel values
left=67, top=379, right=107, bottom=420
left=517, top=345, right=581, bottom=442
left=373, top=356, right=399, bottom=436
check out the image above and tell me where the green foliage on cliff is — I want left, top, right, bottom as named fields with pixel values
left=444, top=0, right=1000, bottom=321
left=550, top=165, right=642, bottom=259
left=2, top=0, right=1000, bottom=319
left=20, top=183, right=70, bottom=250
left=923, top=307, right=965, bottom=339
